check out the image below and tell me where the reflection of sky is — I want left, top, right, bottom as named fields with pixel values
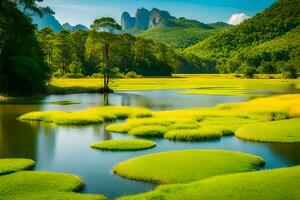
left=40, top=0, right=276, bottom=26
left=1, top=90, right=300, bottom=198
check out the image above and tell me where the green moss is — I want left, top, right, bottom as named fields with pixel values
left=236, top=118, right=300, bottom=143
left=118, top=165, right=300, bottom=200
left=0, top=171, right=106, bottom=200
left=164, top=128, right=223, bottom=141
left=0, top=159, right=35, bottom=175
left=18, top=106, right=152, bottom=125
left=128, top=125, right=168, bottom=137
left=90, top=140, right=156, bottom=151
left=113, top=150, right=265, bottom=184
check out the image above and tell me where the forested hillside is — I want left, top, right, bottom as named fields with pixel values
left=184, top=0, right=300, bottom=76
left=137, top=26, right=218, bottom=48
left=122, top=8, right=231, bottom=48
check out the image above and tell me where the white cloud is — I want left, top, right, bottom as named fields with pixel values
left=227, top=13, right=250, bottom=25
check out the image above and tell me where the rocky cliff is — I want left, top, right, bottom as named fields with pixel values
left=121, top=8, right=177, bottom=31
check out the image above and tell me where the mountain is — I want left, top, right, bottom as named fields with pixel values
left=121, top=8, right=231, bottom=48
left=31, top=12, right=62, bottom=32
left=121, top=8, right=215, bottom=31
left=184, top=0, right=300, bottom=73
left=31, top=13, right=88, bottom=32
left=62, top=23, right=88, bottom=32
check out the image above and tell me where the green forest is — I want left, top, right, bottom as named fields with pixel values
left=0, top=0, right=299, bottom=96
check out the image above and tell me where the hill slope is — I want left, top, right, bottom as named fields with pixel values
left=121, top=8, right=231, bottom=48
left=185, top=0, right=300, bottom=74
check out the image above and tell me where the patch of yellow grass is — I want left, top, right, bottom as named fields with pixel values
left=105, top=94, right=300, bottom=142
left=18, top=106, right=152, bottom=125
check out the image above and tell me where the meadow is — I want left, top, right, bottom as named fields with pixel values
left=49, top=74, right=300, bottom=96
left=2, top=75, right=300, bottom=200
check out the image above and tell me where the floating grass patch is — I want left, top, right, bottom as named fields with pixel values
left=90, top=139, right=156, bottom=151
left=0, top=171, right=106, bottom=200
left=236, top=118, right=300, bottom=143
left=113, top=150, right=264, bottom=184
left=105, top=95, right=300, bottom=142
left=168, top=122, right=200, bottom=130
left=18, top=106, right=152, bottom=125
left=128, top=125, right=167, bottom=137
left=106, top=124, right=132, bottom=133
left=118, top=165, right=300, bottom=200
left=164, top=128, right=223, bottom=141
left=0, top=159, right=35, bottom=175
left=51, top=101, right=81, bottom=105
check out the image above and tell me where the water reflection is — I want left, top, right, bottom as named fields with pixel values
left=0, top=90, right=299, bottom=198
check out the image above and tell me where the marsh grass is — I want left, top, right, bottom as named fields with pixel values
left=107, top=94, right=300, bottom=142
left=0, top=171, right=107, bottom=200
left=50, top=75, right=300, bottom=95
left=0, top=159, right=35, bottom=175
left=113, top=150, right=265, bottom=184
left=164, top=128, right=222, bottom=141
left=18, top=106, right=152, bottom=125
left=51, top=101, right=81, bottom=105
left=128, top=125, right=168, bottom=137
left=118, top=165, right=300, bottom=200
left=90, top=140, right=156, bottom=151
left=236, top=118, right=300, bottom=143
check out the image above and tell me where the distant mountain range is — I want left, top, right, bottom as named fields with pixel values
left=31, top=12, right=88, bottom=32
left=121, top=8, right=231, bottom=48
left=121, top=8, right=219, bottom=31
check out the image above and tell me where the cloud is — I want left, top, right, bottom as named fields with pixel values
left=227, top=13, right=250, bottom=25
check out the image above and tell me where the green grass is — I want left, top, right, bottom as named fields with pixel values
left=118, top=165, right=300, bottom=200
left=18, top=106, right=152, bottom=125
left=0, top=159, right=35, bottom=175
left=128, top=125, right=168, bottom=137
left=113, top=150, right=265, bottom=184
left=0, top=171, right=106, bottom=200
left=164, top=127, right=229, bottom=141
left=90, top=139, right=156, bottom=151
left=51, top=101, right=81, bottom=105
left=49, top=74, right=300, bottom=95
left=236, top=118, right=300, bottom=143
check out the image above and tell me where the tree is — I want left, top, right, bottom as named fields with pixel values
left=0, top=1, right=50, bottom=96
left=90, top=17, right=121, bottom=93
left=52, top=30, right=73, bottom=75
left=37, top=27, right=54, bottom=67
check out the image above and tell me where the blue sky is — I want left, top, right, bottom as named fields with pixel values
left=40, top=0, right=277, bottom=26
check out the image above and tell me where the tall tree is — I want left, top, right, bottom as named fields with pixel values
left=90, top=17, right=121, bottom=93
left=0, top=1, right=50, bottom=96
left=52, top=30, right=73, bottom=75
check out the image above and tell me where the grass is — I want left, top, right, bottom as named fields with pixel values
left=0, top=159, right=35, bottom=175
left=90, top=139, right=156, bottom=151
left=104, top=94, right=300, bottom=142
left=236, top=118, right=300, bottom=143
left=113, top=150, right=265, bottom=184
left=0, top=171, right=106, bottom=200
left=18, top=106, right=152, bottom=125
left=49, top=74, right=300, bottom=95
left=128, top=125, right=168, bottom=137
left=118, top=165, right=300, bottom=200
left=51, top=101, right=81, bottom=105
left=164, top=128, right=224, bottom=141
left=19, top=94, right=300, bottom=143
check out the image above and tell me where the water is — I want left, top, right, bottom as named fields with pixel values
left=0, top=90, right=300, bottom=199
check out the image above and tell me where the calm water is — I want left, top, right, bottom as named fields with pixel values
left=1, top=90, right=300, bottom=199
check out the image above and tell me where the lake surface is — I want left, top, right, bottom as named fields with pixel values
left=1, top=90, right=300, bottom=199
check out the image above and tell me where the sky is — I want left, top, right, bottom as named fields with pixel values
left=40, top=0, right=277, bottom=26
